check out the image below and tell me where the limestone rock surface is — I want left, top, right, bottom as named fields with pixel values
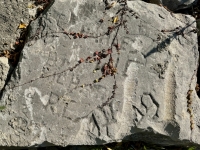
left=0, top=0, right=199, bottom=147
left=0, top=57, right=9, bottom=91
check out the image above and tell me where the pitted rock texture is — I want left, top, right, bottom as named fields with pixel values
left=0, top=0, right=199, bottom=147
left=0, top=57, right=9, bottom=91
left=0, top=0, right=43, bottom=52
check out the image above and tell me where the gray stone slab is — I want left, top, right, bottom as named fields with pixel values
left=149, top=0, right=196, bottom=11
left=0, top=0, right=199, bottom=147
left=0, top=57, right=9, bottom=91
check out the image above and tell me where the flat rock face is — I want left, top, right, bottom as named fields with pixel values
left=0, top=0, right=199, bottom=147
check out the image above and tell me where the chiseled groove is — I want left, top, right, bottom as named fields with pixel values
left=142, top=93, right=159, bottom=118
left=149, top=93, right=159, bottom=118
left=164, top=62, right=175, bottom=121
left=133, top=105, right=145, bottom=116
left=123, top=62, right=138, bottom=116
left=92, top=113, right=101, bottom=137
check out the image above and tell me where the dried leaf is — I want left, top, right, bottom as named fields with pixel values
left=113, top=16, right=118, bottom=23
left=79, top=58, right=84, bottom=63
left=27, top=3, right=36, bottom=9
left=18, top=23, right=27, bottom=29
left=3, top=50, right=11, bottom=58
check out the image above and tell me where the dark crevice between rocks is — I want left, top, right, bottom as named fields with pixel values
left=0, top=0, right=55, bottom=100
left=194, top=0, right=200, bottom=97
left=0, top=140, right=199, bottom=150
left=34, top=0, right=55, bottom=18
left=141, top=0, right=151, bottom=3
left=196, top=35, right=200, bottom=97
left=0, top=22, right=30, bottom=101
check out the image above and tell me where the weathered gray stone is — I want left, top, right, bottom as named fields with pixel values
left=149, top=0, right=196, bottom=11
left=0, top=0, right=45, bottom=52
left=0, top=57, right=9, bottom=91
left=0, top=0, right=29, bottom=51
left=0, top=0, right=199, bottom=147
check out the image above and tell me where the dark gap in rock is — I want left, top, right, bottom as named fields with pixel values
left=174, top=0, right=199, bottom=18
left=174, top=0, right=200, bottom=16
left=0, top=25, right=29, bottom=99
left=194, top=0, right=200, bottom=97
left=34, top=0, right=55, bottom=18
left=0, top=141, right=198, bottom=149
left=0, top=15, right=31, bottom=100
left=141, top=0, right=151, bottom=3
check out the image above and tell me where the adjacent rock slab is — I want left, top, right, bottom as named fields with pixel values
left=0, top=0, right=46, bottom=52
left=0, top=0, right=199, bottom=147
left=150, top=0, right=196, bottom=11
left=0, top=0, right=30, bottom=51
left=0, top=57, right=9, bottom=91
